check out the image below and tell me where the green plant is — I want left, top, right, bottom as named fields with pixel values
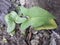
left=5, top=6, right=57, bottom=34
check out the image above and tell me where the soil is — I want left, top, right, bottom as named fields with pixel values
left=0, top=0, right=60, bottom=45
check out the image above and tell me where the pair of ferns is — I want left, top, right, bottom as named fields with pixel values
left=5, top=6, right=57, bottom=33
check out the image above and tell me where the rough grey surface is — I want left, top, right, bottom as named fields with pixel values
left=0, top=0, right=60, bottom=45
